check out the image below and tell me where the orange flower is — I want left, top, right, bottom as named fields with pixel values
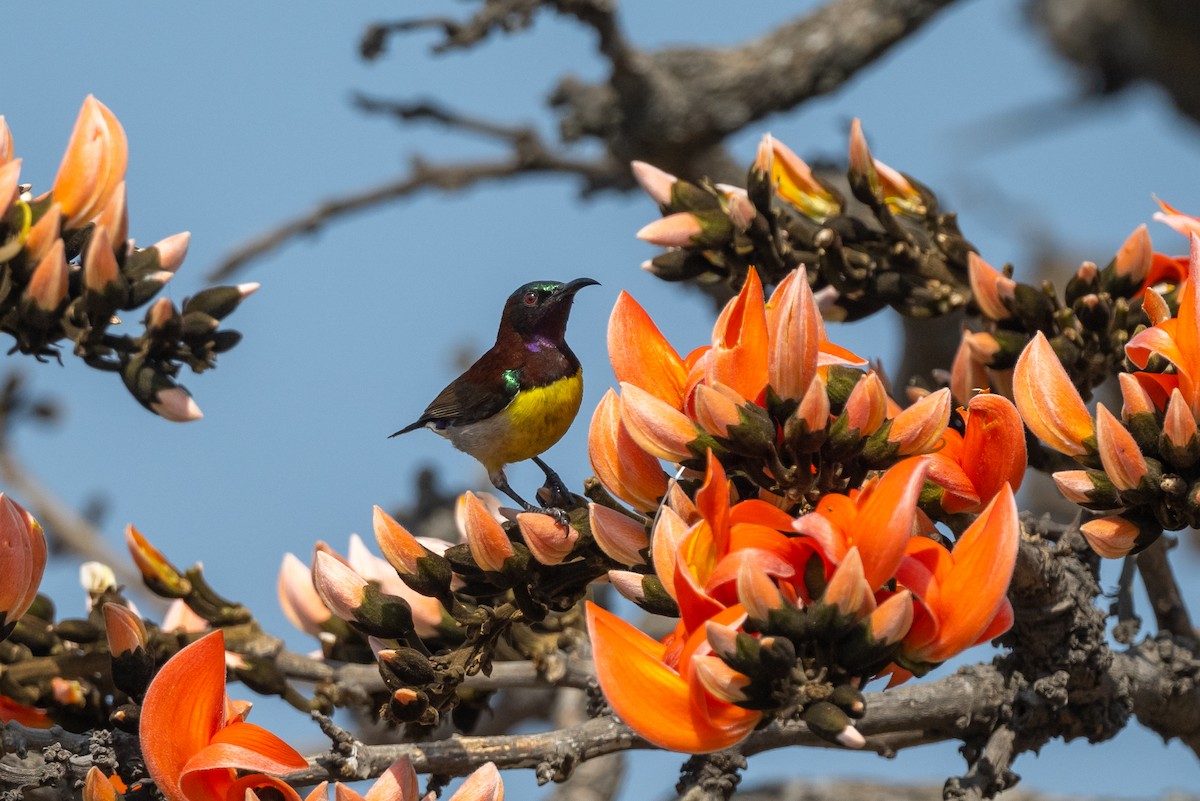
left=24, top=239, right=69, bottom=312
left=687, top=268, right=769, bottom=404
left=896, top=484, right=1019, bottom=667
left=277, top=553, right=332, bottom=637
left=126, top=524, right=192, bottom=598
left=0, top=494, right=47, bottom=638
left=1127, top=236, right=1200, bottom=418
left=516, top=512, right=579, bottom=565
left=1094, top=403, right=1148, bottom=491
left=886, top=387, right=952, bottom=456
left=52, top=95, right=128, bottom=229
left=926, top=393, right=1026, bottom=514
left=586, top=601, right=761, bottom=753
left=1113, top=224, right=1152, bottom=288
left=588, top=503, right=649, bottom=566
left=793, top=457, right=930, bottom=589
left=140, top=631, right=308, bottom=801
left=619, top=381, right=698, bottom=462
left=765, top=268, right=823, bottom=401
left=1153, top=197, right=1200, bottom=240
left=458, top=491, right=514, bottom=572
left=1079, top=516, right=1142, bottom=559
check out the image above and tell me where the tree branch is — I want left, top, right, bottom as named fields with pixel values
left=211, top=0, right=963, bottom=279
left=1135, top=536, right=1196, bottom=642
left=207, top=148, right=625, bottom=282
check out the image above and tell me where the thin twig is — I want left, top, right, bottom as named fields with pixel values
left=207, top=150, right=624, bottom=282
left=0, top=451, right=145, bottom=595
left=1135, top=535, right=1196, bottom=641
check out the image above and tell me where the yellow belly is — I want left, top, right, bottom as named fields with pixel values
left=447, top=371, right=584, bottom=472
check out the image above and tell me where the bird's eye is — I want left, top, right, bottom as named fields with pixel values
left=523, top=291, right=539, bottom=306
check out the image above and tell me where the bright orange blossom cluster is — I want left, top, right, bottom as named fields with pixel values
left=583, top=264, right=1025, bottom=753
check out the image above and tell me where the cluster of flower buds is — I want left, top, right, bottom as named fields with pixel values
left=589, top=264, right=1026, bottom=523
left=634, top=122, right=975, bottom=321
left=0, top=97, right=253, bottom=421
left=587, top=452, right=1019, bottom=753
left=269, top=491, right=670, bottom=730
left=1013, top=231, right=1200, bottom=558
left=0, top=522, right=247, bottom=734
left=955, top=222, right=1181, bottom=410
left=1, top=526, right=509, bottom=799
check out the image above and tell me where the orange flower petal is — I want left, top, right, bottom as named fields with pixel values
left=448, top=762, right=504, bottom=801
left=1013, top=332, right=1093, bottom=456
left=585, top=602, right=759, bottom=753
left=608, top=292, right=686, bottom=408
left=184, top=721, right=307, bottom=782
left=766, top=268, right=824, bottom=401
left=961, top=393, right=1027, bottom=501
left=588, top=389, right=668, bottom=513
left=619, top=382, right=697, bottom=462
left=53, top=96, right=129, bottom=228
left=363, top=758, right=419, bottom=801
left=706, top=268, right=769, bottom=403
left=924, top=484, right=1018, bottom=662
left=848, top=457, right=929, bottom=589
left=1094, top=403, right=1148, bottom=491
left=141, top=631, right=229, bottom=801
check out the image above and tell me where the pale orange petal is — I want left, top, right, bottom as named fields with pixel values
left=619, top=382, right=697, bottom=462
left=1012, top=332, right=1093, bottom=456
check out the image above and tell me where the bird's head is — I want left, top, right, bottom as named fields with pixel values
left=500, top=277, right=599, bottom=344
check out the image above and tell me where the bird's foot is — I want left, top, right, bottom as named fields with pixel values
left=532, top=505, right=571, bottom=527
left=532, top=456, right=574, bottom=508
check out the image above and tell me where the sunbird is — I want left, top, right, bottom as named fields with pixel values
left=391, top=277, right=599, bottom=513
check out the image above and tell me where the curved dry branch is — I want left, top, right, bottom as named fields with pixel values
left=207, top=148, right=624, bottom=282
left=210, top=0, right=962, bottom=280
left=0, top=451, right=145, bottom=596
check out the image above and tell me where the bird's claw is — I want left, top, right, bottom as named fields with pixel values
left=544, top=506, right=571, bottom=527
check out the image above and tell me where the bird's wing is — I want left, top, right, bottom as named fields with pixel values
left=390, top=352, right=521, bottom=437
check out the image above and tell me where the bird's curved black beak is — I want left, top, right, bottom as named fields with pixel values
left=556, top=277, right=601, bottom=298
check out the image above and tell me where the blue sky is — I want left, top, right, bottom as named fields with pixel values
left=3, top=1, right=1197, bottom=797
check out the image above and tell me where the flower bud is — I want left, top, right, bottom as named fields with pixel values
left=588, top=503, right=649, bottom=566
left=692, top=654, right=751, bottom=703
left=1079, top=516, right=1144, bottom=559
left=516, top=512, right=579, bottom=565
left=277, top=553, right=331, bottom=637
left=84, top=226, right=122, bottom=295
left=458, top=492, right=514, bottom=573
left=24, top=240, right=68, bottom=313
left=0, top=494, right=47, bottom=639
left=607, top=570, right=680, bottom=617
left=803, top=700, right=865, bottom=748
left=125, top=524, right=191, bottom=598
left=636, top=212, right=703, bottom=247
left=1095, top=403, right=1148, bottom=491
left=631, top=160, right=676, bottom=207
